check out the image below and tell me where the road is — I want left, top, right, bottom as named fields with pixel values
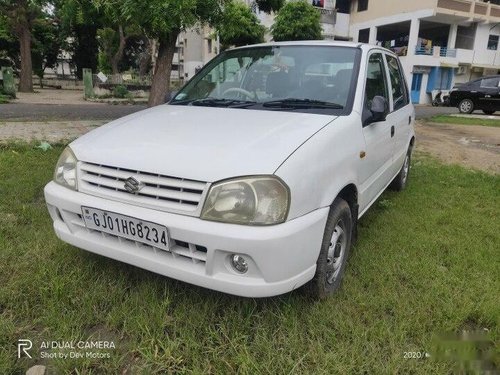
left=0, top=102, right=458, bottom=121
left=0, top=103, right=147, bottom=121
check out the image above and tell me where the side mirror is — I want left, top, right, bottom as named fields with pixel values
left=370, top=96, right=388, bottom=122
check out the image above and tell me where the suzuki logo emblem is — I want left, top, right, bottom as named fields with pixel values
left=124, top=177, right=143, bottom=194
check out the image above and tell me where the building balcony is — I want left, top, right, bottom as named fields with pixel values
left=414, top=46, right=457, bottom=57
left=436, top=0, right=500, bottom=22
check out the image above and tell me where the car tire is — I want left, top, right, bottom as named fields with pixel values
left=307, top=198, right=352, bottom=299
left=483, top=110, right=496, bottom=115
left=458, top=99, right=474, bottom=114
left=390, top=147, right=412, bottom=192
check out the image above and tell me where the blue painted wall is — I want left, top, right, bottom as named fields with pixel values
left=426, top=67, right=454, bottom=93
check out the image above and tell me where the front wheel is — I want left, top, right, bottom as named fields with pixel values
left=307, top=198, right=352, bottom=299
left=483, top=110, right=496, bottom=115
left=458, top=98, right=474, bottom=114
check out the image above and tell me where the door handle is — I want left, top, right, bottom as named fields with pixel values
left=391, top=125, right=395, bottom=138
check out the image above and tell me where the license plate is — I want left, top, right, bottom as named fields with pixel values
left=81, top=207, right=170, bottom=251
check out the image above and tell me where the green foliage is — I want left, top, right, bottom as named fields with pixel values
left=57, top=0, right=104, bottom=78
left=97, top=50, right=112, bottom=74
left=99, top=0, right=229, bottom=105
left=255, top=0, right=284, bottom=13
left=32, top=11, right=62, bottom=78
left=107, top=0, right=228, bottom=40
left=0, top=12, right=17, bottom=67
left=217, top=1, right=265, bottom=50
left=0, top=94, right=11, bottom=103
left=96, top=26, right=118, bottom=73
left=271, top=1, right=322, bottom=42
left=112, top=84, right=129, bottom=98
left=0, top=12, right=10, bottom=40
left=428, top=115, right=500, bottom=128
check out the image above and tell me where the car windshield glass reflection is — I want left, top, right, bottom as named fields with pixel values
left=171, top=45, right=358, bottom=112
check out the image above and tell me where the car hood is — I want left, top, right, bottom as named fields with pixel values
left=71, top=105, right=336, bottom=182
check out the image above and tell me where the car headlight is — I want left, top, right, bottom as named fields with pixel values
left=201, top=176, right=289, bottom=225
left=54, top=147, right=78, bottom=190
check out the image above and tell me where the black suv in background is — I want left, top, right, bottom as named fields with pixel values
left=449, top=75, right=500, bottom=115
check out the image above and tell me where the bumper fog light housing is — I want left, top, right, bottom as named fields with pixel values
left=230, top=254, right=248, bottom=274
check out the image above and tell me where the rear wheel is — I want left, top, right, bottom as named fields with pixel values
left=390, top=147, right=412, bottom=191
left=458, top=98, right=474, bottom=114
left=483, top=110, right=496, bottom=115
left=307, top=198, right=352, bottom=299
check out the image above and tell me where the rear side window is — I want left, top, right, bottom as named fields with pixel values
left=480, top=77, right=500, bottom=88
left=385, top=55, right=409, bottom=111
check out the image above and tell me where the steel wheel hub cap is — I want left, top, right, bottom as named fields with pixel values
left=402, top=155, right=409, bottom=182
left=326, top=221, right=347, bottom=285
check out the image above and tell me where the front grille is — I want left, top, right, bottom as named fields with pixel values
left=61, top=210, right=208, bottom=266
left=78, top=162, right=208, bottom=215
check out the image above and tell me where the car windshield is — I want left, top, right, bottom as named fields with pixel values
left=170, top=45, right=360, bottom=114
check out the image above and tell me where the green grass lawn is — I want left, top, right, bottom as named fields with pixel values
left=428, top=115, right=500, bottom=127
left=0, top=143, right=499, bottom=374
left=0, top=94, right=11, bottom=104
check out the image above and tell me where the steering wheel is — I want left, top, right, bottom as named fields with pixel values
left=222, top=87, right=255, bottom=100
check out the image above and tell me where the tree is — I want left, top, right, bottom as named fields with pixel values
left=94, top=1, right=143, bottom=76
left=0, top=0, right=46, bottom=92
left=98, top=0, right=228, bottom=107
left=32, top=11, right=62, bottom=83
left=271, top=1, right=322, bottom=42
left=0, top=12, right=19, bottom=68
left=216, top=1, right=265, bottom=51
left=57, top=0, right=103, bottom=79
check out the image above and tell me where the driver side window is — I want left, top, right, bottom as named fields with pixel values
left=365, top=53, right=389, bottom=109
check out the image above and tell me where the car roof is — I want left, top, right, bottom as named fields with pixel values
left=231, top=40, right=393, bottom=54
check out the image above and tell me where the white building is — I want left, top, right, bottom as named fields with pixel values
left=175, top=0, right=352, bottom=81
left=348, top=0, right=500, bottom=104
left=176, top=0, right=500, bottom=104
left=172, top=26, right=219, bottom=81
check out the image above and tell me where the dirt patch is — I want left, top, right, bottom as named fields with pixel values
left=415, top=121, right=500, bottom=174
left=14, top=88, right=94, bottom=105
left=0, top=121, right=105, bottom=143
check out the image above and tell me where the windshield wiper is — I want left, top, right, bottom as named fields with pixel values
left=188, top=98, right=256, bottom=107
left=262, top=98, right=343, bottom=109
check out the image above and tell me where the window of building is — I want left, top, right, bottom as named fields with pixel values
left=456, top=24, right=477, bottom=50
left=385, top=55, right=409, bottom=111
left=357, top=0, right=368, bottom=12
left=487, top=35, right=499, bottom=50
left=336, top=0, right=351, bottom=13
left=207, top=39, right=213, bottom=54
left=358, top=28, right=370, bottom=43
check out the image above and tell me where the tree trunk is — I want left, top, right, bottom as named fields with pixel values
left=18, top=25, right=33, bottom=92
left=148, top=33, right=178, bottom=107
left=111, top=25, right=127, bottom=75
left=138, top=38, right=152, bottom=79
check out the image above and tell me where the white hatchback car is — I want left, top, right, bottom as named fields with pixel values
left=45, top=41, right=415, bottom=299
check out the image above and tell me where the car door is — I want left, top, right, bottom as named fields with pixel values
left=479, top=77, right=500, bottom=111
left=384, top=53, right=412, bottom=176
left=358, top=51, right=394, bottom=211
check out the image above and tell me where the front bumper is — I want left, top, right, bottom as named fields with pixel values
left=44, top=182, right=328, bottom=297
